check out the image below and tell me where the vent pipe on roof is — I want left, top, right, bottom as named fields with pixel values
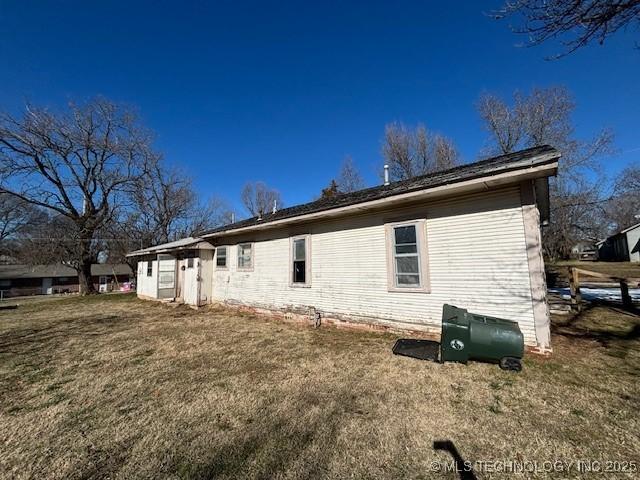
left=383, top=165, right=390, bottom=186
left=231, top=213, right=235, bottom=224
left=272, top=199, right=277, bottom=214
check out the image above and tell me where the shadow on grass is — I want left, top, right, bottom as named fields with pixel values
left=551, top=303, right=640, bottom=375
left=552, top=303, right=640, bottom=343
left=434, top=440, right=477, bottom=480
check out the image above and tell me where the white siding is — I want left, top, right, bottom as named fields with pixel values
left=136, top=259, right=158, bottom=298
left=626, top=228, right=640, bottom=262
left=212, top=187, right=540, bottom=345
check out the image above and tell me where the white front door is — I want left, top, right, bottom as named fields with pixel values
left=99, top=275, right=109, bottom=293
left=157, top=254, right=177, bottom=299
left=183, top=255, right=199, bottom=305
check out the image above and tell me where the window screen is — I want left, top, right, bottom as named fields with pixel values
left=237, top=243, right=253, bottom=269
left=392, top=224, right=421, bottom=287
left=292, top=237, right=307, bottom=284
left=216, top=247, right=227, bottom=267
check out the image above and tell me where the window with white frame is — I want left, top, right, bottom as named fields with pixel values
left=187, top=256, right=194, bottom=268
left=146, top=261, right=153, bottom=277
left=386, top=220, right=429, bottom=292
left=291, top=235, right=310, bottom=285
left=237, top=243, right=253, bottom=270
left=216, top=246, right=227, bottom=268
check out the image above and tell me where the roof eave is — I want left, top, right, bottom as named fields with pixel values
left=126, top=240, right=214, bottom=257
left=203, top=158, right=559, bottom=239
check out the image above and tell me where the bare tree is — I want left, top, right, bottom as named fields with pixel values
left=241, top=181, right=283, bottom=217
left=0, top=194, right=41, bottom=243
left=477, top=93, right=525, bottom=155
left=106, top=165, right=234, bottom=268
left=0, top=98, right=154, bottom=294
left=130, top=164, right=233, bottom=245
left=433, top=135, right=460, bottom=171
left=320, top=179, right=340, bottom=199
left=604, top=163, right=640, bottom=232
left=495, top=0, right=640, bottom=57
left=0, top=194, right=48, bottom=260
left=616, top=162, right=640, bottom=193
left=477, top=86, right=615, bottom=258
left=336, top=156, right=365, bottom=193
left=382, top=123, right=459, bottom=181
left=12, top=214, right=86, bottom=267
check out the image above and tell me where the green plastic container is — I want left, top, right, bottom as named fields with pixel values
left=441, top=304, right=524, bottom=370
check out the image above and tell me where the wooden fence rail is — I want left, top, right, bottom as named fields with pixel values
left=568, top=267, right=638, bottom=312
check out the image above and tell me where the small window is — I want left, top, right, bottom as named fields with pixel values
left=291, top=235, right=310, bottom=286
left=237, top=243, right=253, bottom=270
left=146, top=261, right=153, bottom=277
left=216, top=246, right=227, bottom=268
left=187, top=257, right=194, bottom=268
left=386, top=220, right=429, bottom=292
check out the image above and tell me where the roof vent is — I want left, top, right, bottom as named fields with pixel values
left=272, top=199, right=278, bottom=214
left=383, top=164, right=390, bottom=186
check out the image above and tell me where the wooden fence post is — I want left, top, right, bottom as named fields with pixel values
left=620, top=279, right=632, bottom=309
left=569, top=267, right=582, bottom=312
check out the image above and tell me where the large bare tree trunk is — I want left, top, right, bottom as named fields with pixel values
left=77, top=237, right=97, bottom=295
left=78, top=260, right=96, bottom=295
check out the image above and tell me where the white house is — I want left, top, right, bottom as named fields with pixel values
left=128, top=145, right=560, bottom=354
left=597, top=222, right=640, bottom=262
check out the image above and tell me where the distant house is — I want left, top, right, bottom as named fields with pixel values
left=0, top=264, right=133, bottom=298
left=128, top=146, right=560, bottom=354
left=571, top=241, right=598, bottom=261
left=597, top=222, right=640, bottom=262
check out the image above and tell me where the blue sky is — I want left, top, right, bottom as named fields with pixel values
left=1, top=1, right=638, bottom=215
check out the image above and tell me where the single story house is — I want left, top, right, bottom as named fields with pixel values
left=597, top=222, right=640, bottom=262
left=128, top=145, right=560, bottom=354
left=0, top=263, right=133, bottom=298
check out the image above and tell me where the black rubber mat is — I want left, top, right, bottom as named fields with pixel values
left=392, top=338, right=440, bottom=362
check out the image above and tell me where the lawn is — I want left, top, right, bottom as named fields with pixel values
left=1, top=294, right=639, bottom=479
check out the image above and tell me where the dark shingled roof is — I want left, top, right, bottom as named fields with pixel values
left=200, top=145, right=559, bottom=237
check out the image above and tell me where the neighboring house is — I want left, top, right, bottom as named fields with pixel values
left=0, top=264, right=133, bottom=298
left=128, top=145, right=560, bottom=354
left=571, top=241, right=598, bottom=261
left=597, top=222, right=640, bottom=262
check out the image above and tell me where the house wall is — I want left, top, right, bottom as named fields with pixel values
left=0, top=278, right=44, bottom=298
left=136, top=251, right=212, bottom=305
left=626, top=228, right=640, bottom=263
left=136, top=258, right=158, bottom=299
left=599, top=235, right=630, bottom=262
left=211, top=185, right=544, bottom=347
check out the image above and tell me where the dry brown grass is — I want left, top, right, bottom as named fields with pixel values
left=1, top=294, right=639, bottom=479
